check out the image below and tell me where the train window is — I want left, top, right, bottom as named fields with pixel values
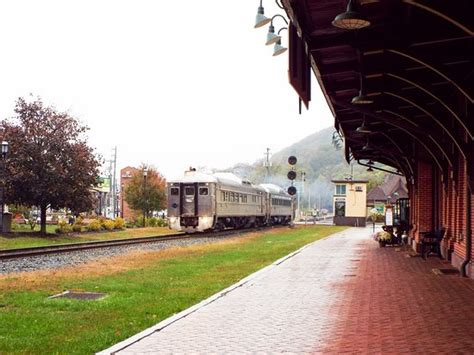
left=170, top=188, right=179, bottom=196
left=230, top=192, right=234, bottom=202
left=199, top=187, right=209, bottom=195
left=221, top=191, right=225, bottom=201
left=185, top=187, right=195, bottom=196
left=242, top=195, right=247, bottom=203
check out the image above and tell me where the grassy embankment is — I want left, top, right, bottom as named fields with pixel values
left=0, top=225, right=346, bottom=354
left=0, top=227, right=175, bottom=250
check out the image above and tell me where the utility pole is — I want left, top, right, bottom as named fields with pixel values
left=263, top=148, right=272, bottom=183
left=107, top=147, right=118, bottom=218
left=297, top=171, right=305, bottom=220
left=112, top=146, right=117, bottom=218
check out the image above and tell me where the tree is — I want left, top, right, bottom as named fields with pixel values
left=124, top=165, right=166, bottom=220
left=3, top=97, right=101, bottom=235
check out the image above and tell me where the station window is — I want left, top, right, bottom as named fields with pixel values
left=185, top=187, right=195, bottom=196
left=335, top=184, right=346, bottom=195
left=170, top=187, right=179, bottom=196
left=199, top=187, right=209, bottom=195
left=355, top=186, right=363, bottom=192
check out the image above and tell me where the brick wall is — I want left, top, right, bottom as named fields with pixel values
left=453, top=157, right=467, bottom=262
left=120, top=166, right=140, bottom=221
left=414, top=161, right=433, bottom=243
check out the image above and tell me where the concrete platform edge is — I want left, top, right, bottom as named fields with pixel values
left=96, top=232, right=334, bottom=354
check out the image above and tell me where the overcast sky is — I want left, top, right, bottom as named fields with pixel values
left=0, top=0, right=334, bottom=179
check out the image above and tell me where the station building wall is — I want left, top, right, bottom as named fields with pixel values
left=409, top=154, right=474, bottom=278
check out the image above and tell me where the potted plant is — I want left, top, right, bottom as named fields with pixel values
left=377, top=231, right=392, bottom=247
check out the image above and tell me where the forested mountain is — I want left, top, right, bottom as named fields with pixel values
left=222, top=126, right=386, bottom=211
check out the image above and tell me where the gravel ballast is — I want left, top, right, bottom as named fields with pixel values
left=0, top=234, right=245, bottom=274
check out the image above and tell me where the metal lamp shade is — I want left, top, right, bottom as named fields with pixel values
left=356, top=121, right=372, bottom=134
left=265, top=25, right=280, bottom=45
left=352, top=91, right=374, bottom=104
left=332, top=0, right=370, bottom=30
left=273, top=40, right=287, bottom=56
left=255, top=7, right=271, bottom=28
left=266, top=32, right=280, bottom=46
left=332, top=11, right=370, bottom=30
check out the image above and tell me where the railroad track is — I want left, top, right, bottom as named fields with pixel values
left=0, top=226, right=278, bottom=260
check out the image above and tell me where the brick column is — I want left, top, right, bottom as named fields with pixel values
left=414, top=161, right=433, bottom=246
left=452, top=157, right=468, bottom=270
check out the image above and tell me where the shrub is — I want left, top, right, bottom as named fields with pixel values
left=125, top=221, right=136, bottom=229
left=72, top=224, right=83, bottom=233
left=157, top=217, right=168, bottom=227
left=86, top=219, right=102, bottom=232
left=55, top=221, right=73, bottom=234
left=103, top=220, right=115, bottom=231
left=147, top=217, right=158, bottom=227
left=11, top=222, right=20, bottom=231
left=114, top=217, right=125, bottom=230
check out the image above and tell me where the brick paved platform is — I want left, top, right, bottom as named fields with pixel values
left=99, top=227, right=474, bottom=354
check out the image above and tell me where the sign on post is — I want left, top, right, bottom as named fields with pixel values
left=385, top=205, right=393, bottom=226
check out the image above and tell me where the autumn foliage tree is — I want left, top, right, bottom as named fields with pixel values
left=124, top=166, right=166, bottom=219
left=3, top=97, right=101, bottom=235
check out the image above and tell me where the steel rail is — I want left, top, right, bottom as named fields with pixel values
left=0, top=227, right=279, bottom=261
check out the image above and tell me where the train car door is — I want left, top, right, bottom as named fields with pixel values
left=180, top=183, right=198, bottom=216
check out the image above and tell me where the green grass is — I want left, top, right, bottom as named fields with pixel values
left=0, top=225, right=346, bottom=354
left=11, top=224, right=58, bottom=234
left=0, top=227, right=175, bottom=250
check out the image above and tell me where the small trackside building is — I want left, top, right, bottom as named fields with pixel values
left=332, top=179, right=368, bottom=227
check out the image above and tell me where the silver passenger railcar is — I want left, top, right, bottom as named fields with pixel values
left=167, top=170, right=293, bottom=233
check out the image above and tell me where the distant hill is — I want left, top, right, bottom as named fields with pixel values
left=221, top=126, right=386, bottom=211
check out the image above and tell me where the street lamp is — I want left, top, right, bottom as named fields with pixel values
left=142, top=166, right=148, bottom=227
left=0, top=140, right=9, bottom=233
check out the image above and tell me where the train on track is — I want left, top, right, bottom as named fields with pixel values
left=167, top=170, right=294, bottom=233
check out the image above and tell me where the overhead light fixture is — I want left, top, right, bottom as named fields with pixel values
left=265, top=14, right=288, bottom=45
left=254, top=0, right=271, bottom=28
left=356, top=116, right=372, bottom=133
left=265, top=24, right=280, bottom=45
left=273, top=39, right=287, bottom=56
left=332, top=0, right=370, bottom=30
left=352, top=90, right=374, bottom=104
left=272, top=27, right=288, bottom=56
left=362, top=137, right=371, bottom=151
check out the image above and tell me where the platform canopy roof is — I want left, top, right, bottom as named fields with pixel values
left=280, top=0, right=473, bottom=186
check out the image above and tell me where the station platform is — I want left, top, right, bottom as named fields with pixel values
left=99, top=227, right=474, bottom=354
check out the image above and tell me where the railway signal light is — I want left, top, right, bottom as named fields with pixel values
left=287, top=170, right=297, bottom=180
left=287, top=156, right=297, bottom=196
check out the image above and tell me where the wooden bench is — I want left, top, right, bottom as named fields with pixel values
left=419, top=228, right=446, bottom=260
